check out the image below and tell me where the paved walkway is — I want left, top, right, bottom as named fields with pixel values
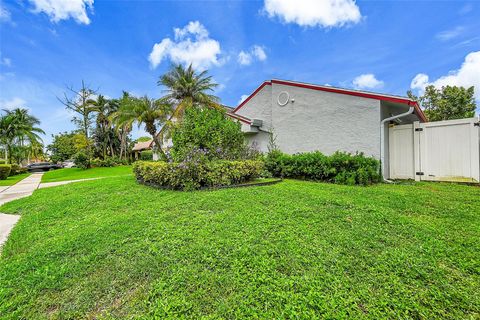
left=38, top=177, right=100, bottom=189
left=0, top=173, right=43, bottom=206
left=0, top=173, right=43, bottom=247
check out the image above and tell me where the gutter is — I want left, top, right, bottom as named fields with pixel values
left=380, top=106, right=414, bottom=181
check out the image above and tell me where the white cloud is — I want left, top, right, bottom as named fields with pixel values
left=352, top=73, right=384, bottom=90
left=148, top=21, right=222, bottom=70
left=0, top=52, right=11, bottom=67
left=0, top=97, right=27, bottom=110
left=28, top=0, right=94, bottom=25
left=0, top=4, right=11, bottom=23
left=263, top=0, right=362, bottom=28
left=237, top=45, right=267, bottom=66
left=238, top=94, right=249, bottom=104
left=410, top=51, right=480, bottom=100
left=436, top=26, right=464, bottom=41
left=1, top=58, right=11, bottom=67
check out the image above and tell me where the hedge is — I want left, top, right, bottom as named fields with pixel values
left=9, top=164, right=27, bottom=176
left=91, top=157, right=129, bottom=168
left=264, top=150, right=381, bottom=185
left=133, top=160, right=263, bottom=191
left=0, top=164, right=12, bottom=180
left=140, top=150, right=153, bottom=161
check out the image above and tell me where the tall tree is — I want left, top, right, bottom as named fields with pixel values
left=0, top=108, right=45, bottom=164
left=111, top=95, right=171, bottom=159
left=91, top=95, right=119, bottom=158
left=59, top=81, right=98, bottom=141
left=158, top=64, right=221, bottom=118
left=408, top=85, right=476, bottom=121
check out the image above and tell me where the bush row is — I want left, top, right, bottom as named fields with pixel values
left=264, top=150, right=381, bottom=185
left=91, top=157, right=129, bottom=168
left=133, top=160, right=263, bottom=191
left=0, top=164, right=11, bottom=180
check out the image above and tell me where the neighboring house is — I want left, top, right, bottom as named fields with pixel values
left=227, top=79, right=427, bottom=179
left=132, top=140, right=154, bottom=160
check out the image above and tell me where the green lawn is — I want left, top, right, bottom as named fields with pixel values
left=41, top=165, right=132, bottom=182
left=0, top=177, right=479, bottom=319
left=0, top=173, right=30, bottom=186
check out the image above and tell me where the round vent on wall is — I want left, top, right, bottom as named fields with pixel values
left=277, top=91, right=290, bottom=106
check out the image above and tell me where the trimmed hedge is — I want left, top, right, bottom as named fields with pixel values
left=10, top=164, right=27, bottom=176
left=91, top=157, right=129, bottom=168
left=0, top=164, right=12, bottom=180
left=265, top=150, right=381, bottom=185
left=140, top=150, right=153, bottom=161
left=133, top=160, right=263, bottom=191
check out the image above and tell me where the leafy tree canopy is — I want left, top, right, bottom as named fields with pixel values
left=408, top=85, right=476, bottom=121
left=171, top=107, right=248, bottom=162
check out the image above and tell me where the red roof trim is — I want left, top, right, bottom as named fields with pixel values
left=227, top=112, right=252, bottom=124
left=233, top=79, right=427, bottom=122
left=233, top=81, right=271, bottom=113
left=271, top=79, right=427, bottom=122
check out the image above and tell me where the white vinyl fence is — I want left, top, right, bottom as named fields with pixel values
left=389, top=117, right=480, bottom=183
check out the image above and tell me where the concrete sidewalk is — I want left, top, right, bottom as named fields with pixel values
left=0, top=173, right=43, bottom=247
left=0, top=173, right=43, bottom=206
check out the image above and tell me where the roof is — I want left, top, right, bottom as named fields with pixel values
left=132, top=140, right=153, bottom=151
left=232, top=79, right=427, bottom=122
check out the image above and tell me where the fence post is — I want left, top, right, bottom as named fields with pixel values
left=413, top=121, right=422, bottom=182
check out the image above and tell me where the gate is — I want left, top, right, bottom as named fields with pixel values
left=389, top=117, right=480, bottom=183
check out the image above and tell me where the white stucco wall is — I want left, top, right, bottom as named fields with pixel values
left=269, top=83, right=381, bottom=157
left=236, top=84, right=273, bottom=132
left=235, top=81, right=422, bottom=161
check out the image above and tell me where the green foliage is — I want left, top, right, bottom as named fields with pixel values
left=136, top=136, right=152, bottom=143
left=0, top=159, right=5, bottom=164
left=140, top=150, right=153, bottom=161
left=0, top=108, right=45, bottom=164
left=74, top=151, right=90, bottom=170
left=90, top=157, right=129, bottom=168
left=9, top=164, right=27, bottom=176
left=265, top=150, right=381, bottom=185
left=133, top=159, right=263, bottom=191
left=0, top=164, right=12, bottom=180
left=0, top=177, right=479, bottom=318
left=171, top=107, right=249, bottom=162
left=41, top=166, right=132, bottom=183
left=47, top=132, right=78, bottom=163
left=408, top=85, right=476, bottom=121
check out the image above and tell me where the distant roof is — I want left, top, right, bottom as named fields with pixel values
left=132, top=140, right=153, bottom=151
left=233, top=79, right=427, bottom=122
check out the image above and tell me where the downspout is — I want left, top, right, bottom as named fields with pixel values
left=380, top=106, right=414, bottom=182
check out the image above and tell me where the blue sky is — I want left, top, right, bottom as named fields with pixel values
left=1, top=0, right=479, bottom=144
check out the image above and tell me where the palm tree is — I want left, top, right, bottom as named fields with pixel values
left=111, top=95, right=171, bottom=159
left=91, top=95, right=118, bottom=158
left=0, top=108, right=45, bottom=164
left=158, top=64, right=221, bottom=118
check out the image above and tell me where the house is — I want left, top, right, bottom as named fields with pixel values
left=227, top=79, right=427, bottom=179
left=132, top=140, right=154, bottom=160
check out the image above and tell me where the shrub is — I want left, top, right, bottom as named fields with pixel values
left=74, top=152, right=90, bottom=169
left=265, top=151, right=381, bottom=185
left=9, top=164, right=27, bottom=176
left=133, top=160, right=263, bottom=191
left=171, top=107, right=251, bottom=162
left=91, top=157, right=129, bottom=168
left=140, top=150, right=153, bottom=161
left=0, top=164, right=12, bottom=180
left=0, top=159, right=5, bottom=164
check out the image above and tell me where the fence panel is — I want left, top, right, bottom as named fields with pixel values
left=389, top=117, right=479, bottom=183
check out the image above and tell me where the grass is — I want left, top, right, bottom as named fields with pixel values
left=41, top=165, right=132, bottom=183
left=0, top=173, right=30, bottom=186
left=0, top=177, right=479, bottom=319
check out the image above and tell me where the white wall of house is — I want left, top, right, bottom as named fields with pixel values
left=236, top=82, right=385, bottom=158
